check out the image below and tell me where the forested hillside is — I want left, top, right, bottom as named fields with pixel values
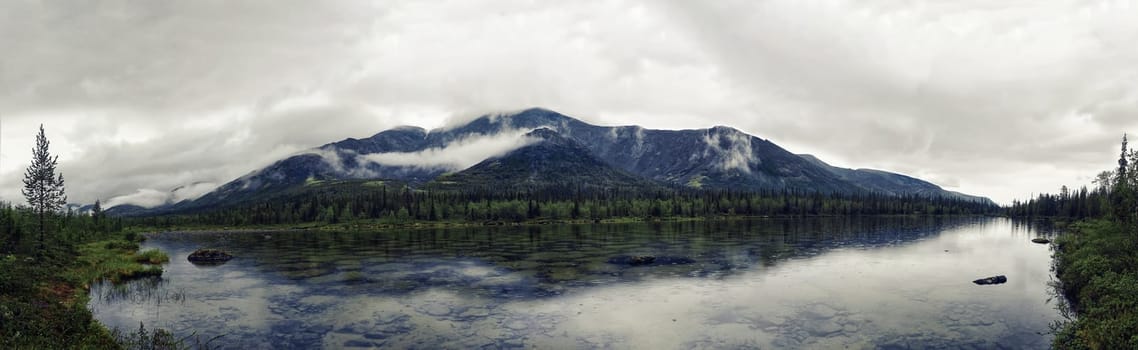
left=128, top=179, right=999, bottom=228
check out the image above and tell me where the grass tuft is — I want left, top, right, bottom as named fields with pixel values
left=133, top=249, right=170, bottom=265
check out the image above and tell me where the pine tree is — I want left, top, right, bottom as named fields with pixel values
left=1119, top=134, right=1129, bottom=189
left=91, top=199, right=103, bottom=224
left=22, top=124, right=67, bottom=249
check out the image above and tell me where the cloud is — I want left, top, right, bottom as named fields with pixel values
left=360, top=130, right=537, bottom=171
left=1, top=1, right=1136, bottom=207
left=701, top=127, right=756, bottom=173
left=171, top=182, right=219, bottom=203
left=104, top=189, right=169, bottom=209
left=103, top=182, right=219, bottom=209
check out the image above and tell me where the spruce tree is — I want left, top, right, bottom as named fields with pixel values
left=22, top=124, right=67, bottom=249
left=91, top=198, right=104, bottom=231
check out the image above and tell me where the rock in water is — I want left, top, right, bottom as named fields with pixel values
left=1031, top=238, right=1051, bottom=244
left=630, top=256, right=656, bottom=265
left=188, top=249, right=234, bottom=265
left=607, top=255, right=695, bottom=266
left=972, top=275, right=1007, bottom=285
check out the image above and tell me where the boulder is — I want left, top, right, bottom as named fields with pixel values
left=972, top=275, right=1007, bottom=285
left=187, top=249, right=234, bottom=265
left=1031, top=238, right=1051, bottom=244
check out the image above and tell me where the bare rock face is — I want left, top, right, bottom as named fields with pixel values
left=188, top=249, right=234, bottom=265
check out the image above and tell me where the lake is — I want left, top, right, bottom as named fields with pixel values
left=89, top=217, right=1061, bottom=349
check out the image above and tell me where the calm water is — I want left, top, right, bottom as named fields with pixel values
left=90, top=217, right=1061, bottom=349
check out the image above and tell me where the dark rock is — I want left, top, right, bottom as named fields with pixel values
left=343, top=340, right=375, bottom=348
left=270, top=320, right=306, bottom=334
left=972, top=275, right=1007, bottom=285
left=656, top=256, right=697, bottom=265
left=1031, top=238, right=1051, bottom=244
left=630, top=256, right=655, bottom=265
left=607, top=255, right=696, bottom=266
left=187, top=248, right=233, bottom=265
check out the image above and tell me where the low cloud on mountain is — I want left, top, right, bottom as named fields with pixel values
left=360, top=129, right=538, bottom=171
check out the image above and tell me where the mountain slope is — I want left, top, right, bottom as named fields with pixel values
left=429, top=128, right=659, bottom=191
left=798, top=154, right=992, bottom=204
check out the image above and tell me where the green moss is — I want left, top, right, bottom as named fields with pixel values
left=67, top=241, right=166, bottom=286
left=0, top=243, right=135, bottom=349
left=104, top=240, right=139, bottom=251
left=1052, top=219, right=1138, bottom=349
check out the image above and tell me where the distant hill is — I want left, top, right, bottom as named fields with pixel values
left=798, top=154, right=992, bottom=204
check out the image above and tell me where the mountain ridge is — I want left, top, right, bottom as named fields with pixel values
left=107, top=107, right=993, bottom=214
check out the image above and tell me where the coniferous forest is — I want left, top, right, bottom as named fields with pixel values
left=127, top=180, right=1000, bottom=229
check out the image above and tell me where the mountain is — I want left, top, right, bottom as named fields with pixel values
left=429, top=128, right=658, bottom=191
left=798, top=155, right=991, bottom=204
left=112, top=107, right=991, bottom=213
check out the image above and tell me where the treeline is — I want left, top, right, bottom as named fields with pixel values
left=129, top=182, right=999, bottom=228
left=1, top=202, right=123, bottom=254
left=1005, top=185, right=1110, bottom=219
left=1008, top=135, right=1138, bottom=220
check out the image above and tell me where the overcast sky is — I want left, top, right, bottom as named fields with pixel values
left=2, top=0, right=1136, bottom=207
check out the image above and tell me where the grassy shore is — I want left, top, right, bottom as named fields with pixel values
left=0, top=238, right=168, bottom=349
left=1052, top=219, right=1138, bottom=349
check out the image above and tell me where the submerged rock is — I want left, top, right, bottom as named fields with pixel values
left=187, top=249, right=234, bottom=265
left=972, top=275, right=1007, bottom=285
left=607, top=255, right=654, bottom=266
left=1031, top=238, right=1051, bottom=244
left=803, top=304, right=839, bottom=319
left=803, top=319, right=844, bottom=336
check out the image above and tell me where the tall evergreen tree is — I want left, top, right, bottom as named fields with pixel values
left=22, top=124, right=67, bottom=249
left=1119, top=134, right=1129, bottom=189
left=1115, top=134, right=1134, bottom=222
left=91, top=198, right=104, bottom=228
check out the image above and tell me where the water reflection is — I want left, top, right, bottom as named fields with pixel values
left=89, top=217, right=1058, bottom=349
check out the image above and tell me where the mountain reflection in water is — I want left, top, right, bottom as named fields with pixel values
left=90, top=217, right=1059, bottom=349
